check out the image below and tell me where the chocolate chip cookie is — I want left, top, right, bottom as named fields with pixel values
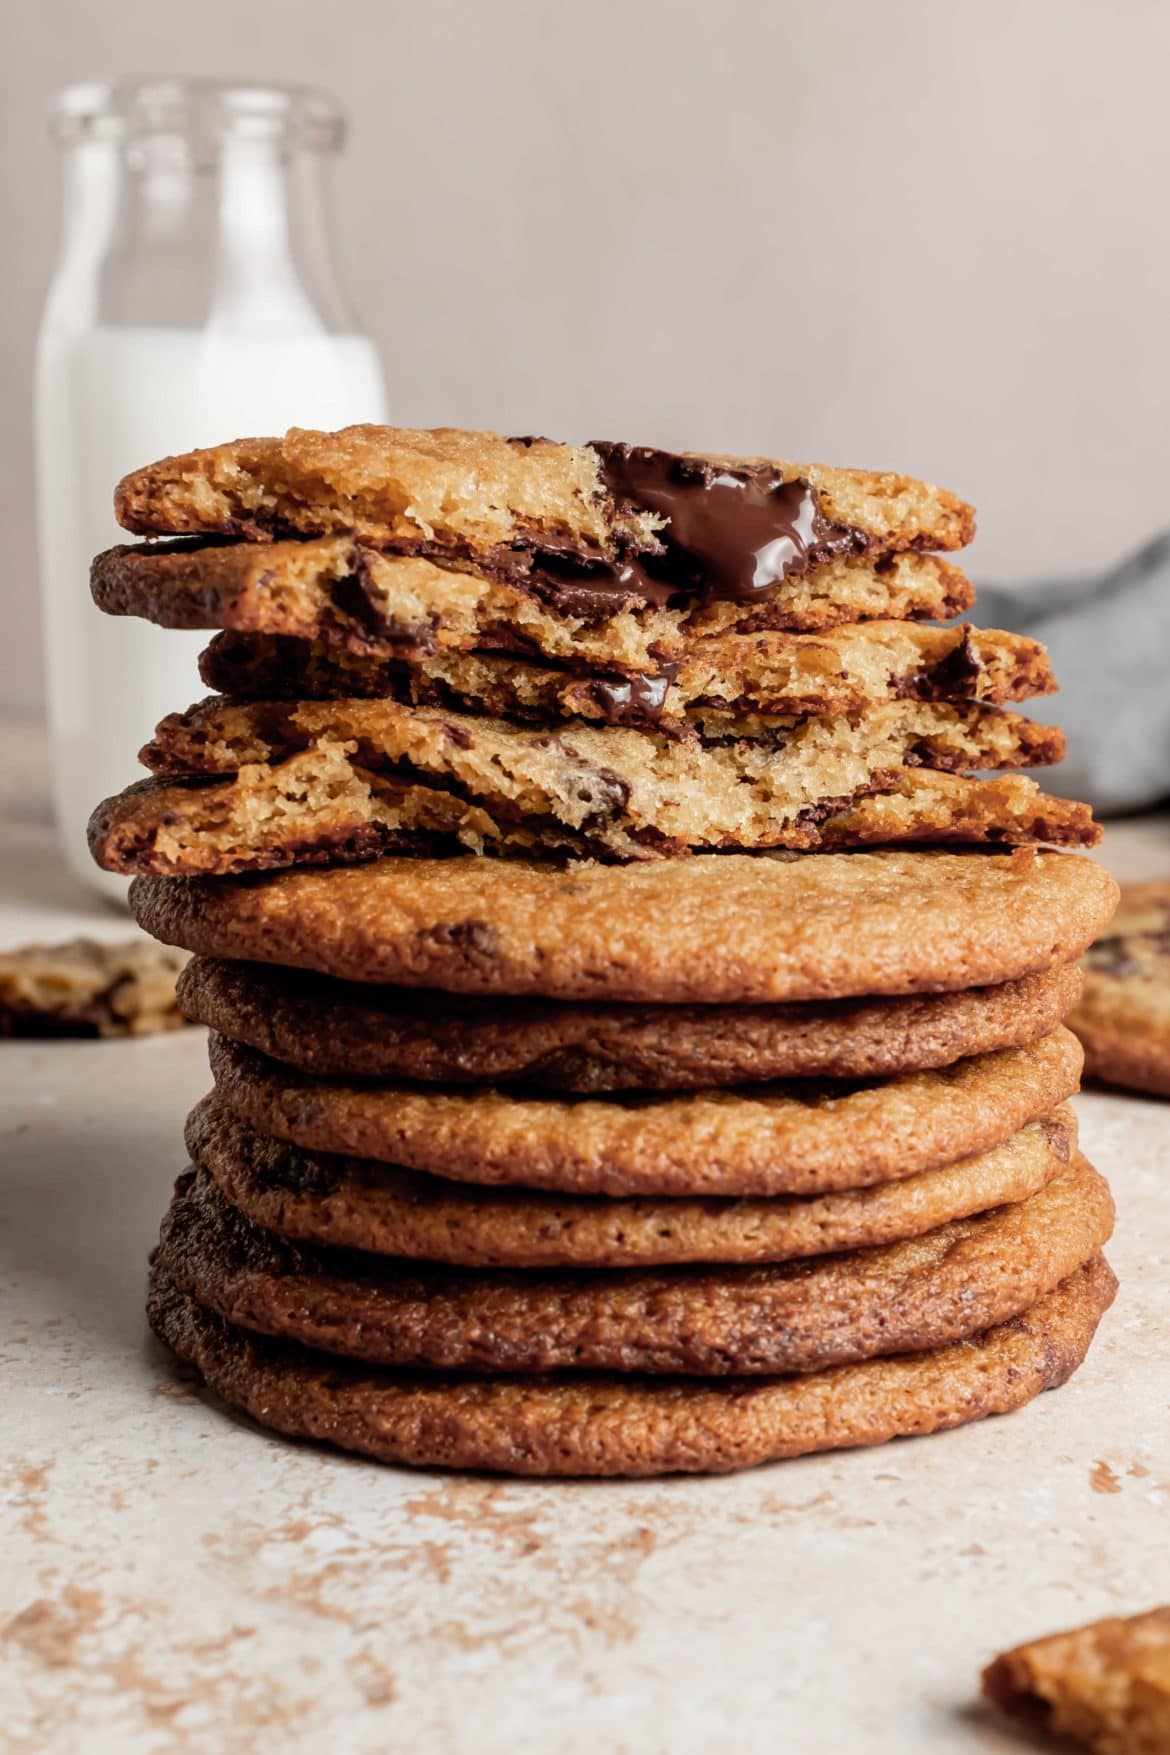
left=176, top=956, right=1083, bottom=1091
left=198, top=620, right=1054, bottom=730
left=155, top=1156, right=1111, bottom=1375
left=1070, top=881, right=1170, bottom=1096
left=113, top=429, right=974, bottom=585
left=205, top=1027, right=1083, bottom=1197
left=130, top=848, right=1120, bottom=1004
left=984, top=1606, right=1170, bottom=1753
left=0, top=936, right=189, bottom=1037
left=188, top=1093, right=1076, bottom=1268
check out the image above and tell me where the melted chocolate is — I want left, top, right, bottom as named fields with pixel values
left=524, top=553, right=677, bottom=619
left=593, top=443, right=865, bottom=603
left=587, top=665, right=679, bottom=725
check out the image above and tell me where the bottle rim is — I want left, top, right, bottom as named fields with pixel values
left=48, top=77, right=347, bottom=150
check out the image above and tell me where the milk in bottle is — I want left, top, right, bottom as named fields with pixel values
left=36, top=80, right=388, bottom=901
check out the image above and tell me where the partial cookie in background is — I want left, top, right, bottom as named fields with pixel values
left=154, top=1156, right=1112, bottom=1374
left=0, top=936, right=190, bottom=1038
left=187, top=1094, right=1077, bottom=1268
left=131, top=849, right=1120, bottom=1004
left=983, top=1605, right=1170, bottom=1753
left=177, top=957, right=1083, bottom=1091
left=1070, top=882, right=1170, bottom=1096
left=206, top=1027, right=1084, bottom=1197
left=148, top=1255, right=1117, bottom=1477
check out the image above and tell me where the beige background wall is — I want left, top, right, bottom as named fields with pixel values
left=4, top=0, right=1168, bottom=711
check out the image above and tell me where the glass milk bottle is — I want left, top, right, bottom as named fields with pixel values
left=36, top=78, right=389, bottom=902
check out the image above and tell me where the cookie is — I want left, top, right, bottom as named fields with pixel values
left=155, top=1155, right=1110, bottom=1375
left=177, top=957, right=1083, bottom=1092
left=92, top=534, right=974, bottom=654
left=90, top=754, right=1097, bottom=879
left=198, top=620, right=1056, bottom=727
left=113, top=429, right=975, bottom=607
left=392, top=636, right=1057, bottom=738
left=135, top=693, right=1069, bottom=866
left=146, top=1255, right=1117, bottom=1476
left=188, top=1094, right=1076, bottom=1268
left=0, top=936, right=189, bottom=1038
left=143, top=695, right=1064, bottom=783
left=1069, top=882, right=1170, bottom=1096
left=130, top=848, right=1121, bottom=1003
left=206, top=1027, right=1083, bottom=1196
left=983, top=1607, right=1170, bottom=1754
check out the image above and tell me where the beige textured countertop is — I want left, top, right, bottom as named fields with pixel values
left=3, top=719, right=1169, bottom=1755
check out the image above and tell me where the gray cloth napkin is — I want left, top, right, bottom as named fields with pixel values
left=975, top=532, right=1170, bottom=817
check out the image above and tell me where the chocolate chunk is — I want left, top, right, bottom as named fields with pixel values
left=592, top=443, right=867, bottom=602
left=259, top=1148, right=343, bottom=1198
left=523, top=553, right=678, bottom=618
left=586, top=665, right=680, bottom=725
left=583, top=766, right=633, bottom=821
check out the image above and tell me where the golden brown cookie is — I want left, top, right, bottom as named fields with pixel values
left=89, top=756, right=503, bottom=878
left=90, top=757, right=1097, bottom=879
left=177, top=957, right=1083, bottom=1091
left=115, top=427, right=654, bottom=556
left=198, top=620, right=1055, bottom=728
left=1069, top=882, right=1170, bottom=1097
left=0, top=936, right=189, bottom=1038
left=188, top=1093, right=1076, bottom=1268
left=128, top=692, right=1071, bottom=871
left=395, top=634, right=1057, bottom=737
left=130, top=848, right=1120, bottom=1004
left=113, top=427, right=974, bottom=573
left=92, top=761, right=1099, bottom=878
left=983, top=1606, right=1170, bottom=1753
left=206, top=1027, right=1084, bottom=1197
left=143, top=693, right=1063, bottom=779
left=155, top=1155, right=1111, bottom=1375
left=147, top=1254, right=1117, bottom=1476
left=92, top=534, right=974, bottom=653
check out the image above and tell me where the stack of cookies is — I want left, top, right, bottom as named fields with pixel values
left=89, top=426, right=1120, bottom=1477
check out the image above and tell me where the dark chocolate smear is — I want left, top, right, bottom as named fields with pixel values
left=523, top=552, right=678, bottom=619
left=592, top=443, right=867, bottom=603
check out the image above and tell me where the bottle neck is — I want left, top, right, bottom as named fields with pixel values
left=46, top=130, right=358, bottom=337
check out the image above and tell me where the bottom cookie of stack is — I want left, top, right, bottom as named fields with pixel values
left=149, top=1258, right=1116, bottom=1479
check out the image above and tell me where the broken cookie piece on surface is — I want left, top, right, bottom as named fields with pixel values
left=983, top=1606, right=1170, bottom=1753
left=0, top=936, right=190, bottom=1037
left=1070, top=882, right=1170, bottom=1097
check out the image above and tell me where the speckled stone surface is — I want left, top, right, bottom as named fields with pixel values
left=2, top=721, right=1169, bottom=1755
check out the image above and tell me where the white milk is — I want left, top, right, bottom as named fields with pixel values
left=35, top=326, right=389, bottom=903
